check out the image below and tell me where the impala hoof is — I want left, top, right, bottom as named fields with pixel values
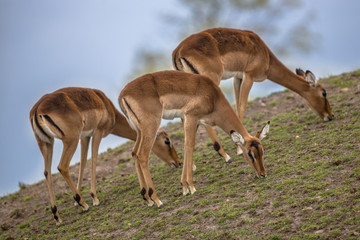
left=147, top=200, right=155, bottom=207
left=190, top=186, right=197, bottom=195
left=55, top=218, right=63, bottom=225
left=157, top=200, right=164, bottom=208
left=92, top=199, right=100, bottom=206
left=192, top=164, right=197, bottom=171
left=82, top=204, right=89, bottom=212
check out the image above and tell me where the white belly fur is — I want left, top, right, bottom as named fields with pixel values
left=221, top=71, right=244, bottom=80
left=162, top=109, right=184, bottom=120
left=81, top=129, right=95, bottom=138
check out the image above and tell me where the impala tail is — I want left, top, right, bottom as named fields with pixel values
left=30, top=105, right=64, bottom=143
left=120, top=97, right=140, bottom=131
left=172, top=46, right=182, bottom=71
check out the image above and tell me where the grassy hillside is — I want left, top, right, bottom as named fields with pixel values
left=1, top=70, right=360, bottom=240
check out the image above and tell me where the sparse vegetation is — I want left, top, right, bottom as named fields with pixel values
left=0, top=70, right=359, bottom=239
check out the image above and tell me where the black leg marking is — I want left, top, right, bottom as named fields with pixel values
left=51, top=206, right=59, bottom=220
left=51, top=205, right=57, bottom=214
left=44, top=171, right=48, bottom=178
left=131, top=152, right=135, bottom=157
left=140, top=187, right=146, bottom=201
left=57, top=167, right=62, bottom=174
left=213, top=141, right=220, bottom=151
left=90, top=192, right=95, bottom=199
left=74, top=194, right=83, bottom=207
left=148, top=188, right=154, bottom=199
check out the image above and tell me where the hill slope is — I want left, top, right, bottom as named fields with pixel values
left=1, top=70, right=360, bottom=240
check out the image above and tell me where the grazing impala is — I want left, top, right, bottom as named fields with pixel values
left=119, top=70, right=270, bottom=207
left=173, top=27, right=333, bottom=156
left=30, top=87, right=180, bottom=224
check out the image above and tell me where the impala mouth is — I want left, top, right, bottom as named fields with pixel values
left=255, top=173, right=267, bottom=178
left=324, top=116, right=332, bottom=122
left=171, top=163, right=179, bottom=169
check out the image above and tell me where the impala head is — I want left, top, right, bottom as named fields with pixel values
left=230, top=121, right=270, bottom=178
left=152, top=130, right=181, bottom=168
left=296, top=68, right=334, bottom=121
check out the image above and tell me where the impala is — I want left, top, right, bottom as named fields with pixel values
left=119, top=70, right=270, bottom=207
left=30, top=87, right=180, bottom=223
left=173, top=27, right=333, bottom=156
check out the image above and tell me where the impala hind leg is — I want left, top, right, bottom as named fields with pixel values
left=205, top=126, right=233, bottom=163
left=58, top=140, right=89, bottom=211
left=181, top=116, right=198, bottom=195
left=38, top=138, right=62, bottom=223
left=132, top=130, right=154, bottom=206
left=75, top=136, right=90, bottom=206
left=137, top=124, right=163, bottom=207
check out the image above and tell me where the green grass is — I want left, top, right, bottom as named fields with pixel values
left=1, top=70, right=360, bottom=239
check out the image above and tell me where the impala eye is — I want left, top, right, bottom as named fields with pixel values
left=164, top=138, right=171, bottom=146
left=322, top=91, right=327, bottom=98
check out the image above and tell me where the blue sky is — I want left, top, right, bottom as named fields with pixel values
left=1, top=0, right=359, bottom=196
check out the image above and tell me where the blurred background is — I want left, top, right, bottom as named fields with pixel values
left=1, top=0, right=359, bottom=196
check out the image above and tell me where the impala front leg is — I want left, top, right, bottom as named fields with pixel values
left=238, top=74, right=253, bottom=122
left=181, top=118, right=197, bottom=171
left=181, top=116, right=198, bottom=195
left=205, top=126, right=232, bottom=163
left=90, top=130, right=104, bottom=206
left=236, top=74, right=254, bottom=155
left=233, top=77, right=242, bottom=115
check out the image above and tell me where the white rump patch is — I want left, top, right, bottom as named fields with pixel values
left=126, top=116, right=138, bottom=131
left=33, top=117, right=55, bottom=143
left=34, top=128, right=53, bottom=143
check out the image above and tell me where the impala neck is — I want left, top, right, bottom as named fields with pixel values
left=214, top=100, right=251, bottom=140
left=110, top=110, right=137, bottom=141
left=267, top=52, right=310, bottom=97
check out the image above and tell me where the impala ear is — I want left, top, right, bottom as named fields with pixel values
left=256, top=121, right=270, bottom=140
left=295, top=68, right=305, bottom=77
left=230, top=130, right=245, bottom=147
left=305, top=70, right=317, bottom=88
